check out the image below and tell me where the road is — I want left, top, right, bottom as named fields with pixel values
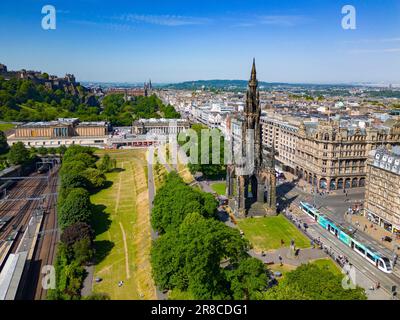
left=279, top=182, right=400, bottom=299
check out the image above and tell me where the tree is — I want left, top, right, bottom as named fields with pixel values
left=68, top=152, right=97, bottom=168
left=72, top=237, right=94, bottom=265
left=0, top=130, right=8, bottom=154
left=264, top=263, right=367, bottom=300
left=58, top=188, right=93, bottom=230
left=98, top=153, right=116, bottom=173
left=180, top=124, right=226, bottom=179
left=226, top=257, right=268, bottom=300
left=151, top=172, right=217, bottom=233
left=82, top=168, right=106, bottom=189
left=60, top=222, right=94, bottom=247
left=151, top=212, right=250, bottom=299
left=57, top=145, right=67, bottom=156
left=63, top=145, right=94, bottom=163
left=61, top=169, right=89, bottom=190
left=37, top=146, right=48, bottom=156
left=7, top=141, right=30, bottom=165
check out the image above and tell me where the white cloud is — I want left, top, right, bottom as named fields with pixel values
left=348, top=48, right=400, bottom=54
left=120, top=14, right=212, bottom=26
left=231, top=14, right=309, bottom=28
left=70, top=20, right=135, bottom=32
left=257, top=15, right=309, bottom=27
left=344, top=37, right=400, bottom=44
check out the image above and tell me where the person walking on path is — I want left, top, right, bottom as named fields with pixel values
left=278, top=254, right=283, bottom=266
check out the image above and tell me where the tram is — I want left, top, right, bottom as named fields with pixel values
left=299, top=201, right=393, bottom=273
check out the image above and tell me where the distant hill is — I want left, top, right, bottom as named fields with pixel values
left=161, top=80, right=357, bottom=91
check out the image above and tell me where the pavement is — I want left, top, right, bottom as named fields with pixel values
left=278, top=179, right=400, bottom=300
left=249, top=247, right=327, bottom=266
left=203, top=172, right=400, bottom=300
left=80, top=266, right=94, bottom=297
left=348, top=214, right=400, bottom=251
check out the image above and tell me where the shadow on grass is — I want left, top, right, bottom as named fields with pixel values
left=90, top=180, right=114, bottom=196
left=94, top=240, right=115, bottom=265
left=91, top=204, right=112, bottom=236
left=91, top=204, right=114, bottom=265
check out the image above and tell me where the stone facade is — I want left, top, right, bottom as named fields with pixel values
left=9, top=118, right=109, bottom=148
left=364, top=147, right=400, bottom=234
left=261, top=114, right=400, bottom=191
left=132, top=119, right=189, bottom=135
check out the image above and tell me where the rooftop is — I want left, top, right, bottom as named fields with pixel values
left=370, top=147, right=400, bottom=175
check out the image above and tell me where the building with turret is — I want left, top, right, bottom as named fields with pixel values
left=261, top=112, right=400, bottom=191
left=364, top=146, right=400, bottom=234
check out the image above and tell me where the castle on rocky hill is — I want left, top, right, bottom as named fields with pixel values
left=0, top=63, right=83, bottom=96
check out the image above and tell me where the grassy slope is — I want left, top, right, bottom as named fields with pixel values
left=91, top=149, right=156, bottom=300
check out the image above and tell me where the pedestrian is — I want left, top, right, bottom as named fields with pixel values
left=376, top=282, right=380, bottom=290
left=280, top=239, right=285, bottom=246
left=278, top=254, right=283, bottom=266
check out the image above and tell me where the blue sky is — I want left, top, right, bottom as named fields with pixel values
left=0, top=0, right=400, bottom=83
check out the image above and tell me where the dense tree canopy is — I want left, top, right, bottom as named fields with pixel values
left=0, top=77, right=99, bottom=122
left=60, top=222, right=94, bottom=247
left=264, top=263, right=367, bottom=300
left=151, top=212, right=251, bottom=299
left=151, top=172, right=218, bottom=233
left=58, top=188, right=92, bottom=230
left=98, top=153, right=116, bottom=173
left=150, top=172, right=268, bottom=300
left=0, top=130, right=8, bottom=154
left=82, top=168, right=106, bottom=190
left=102, top=93, right=180, bottom=126
left=0, top=77, right=180, bottom=125
left=7, top=141, right=31, bottom=165
left=226, top=257, right=269, bottom=300
left=179, top=124, right=226, bottom=178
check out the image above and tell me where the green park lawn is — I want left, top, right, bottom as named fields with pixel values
left=237, top=214, right=310, bottom=252
left=211, top=182, right=226, bottom=195
left=90, top=149, right=156, bottom=300
left=0, top=123, right=15, bottom=131
left=311, top=258, right=342, bottom=276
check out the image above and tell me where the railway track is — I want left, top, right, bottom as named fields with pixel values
left=33, top=167, right=59, bottom=300
left=0, top=166, right=59, bottom=300
left=18, top=166, right=60, bottom=300
left=0, top=176, right=48, bottom=245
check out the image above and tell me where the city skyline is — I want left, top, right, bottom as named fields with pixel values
left=1, top=0, right=400, bottom=84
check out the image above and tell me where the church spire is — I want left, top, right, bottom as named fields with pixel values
left=251, top=58, right=256, bottom=80
left=249, top=58, right=257, bottom=86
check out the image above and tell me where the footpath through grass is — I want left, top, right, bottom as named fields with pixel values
left=237, top=214, right=310, bottom=252
left=91, top=149, right=156, bottom=300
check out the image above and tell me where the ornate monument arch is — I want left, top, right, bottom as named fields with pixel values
left=226, top=60, right=277, bottom=217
